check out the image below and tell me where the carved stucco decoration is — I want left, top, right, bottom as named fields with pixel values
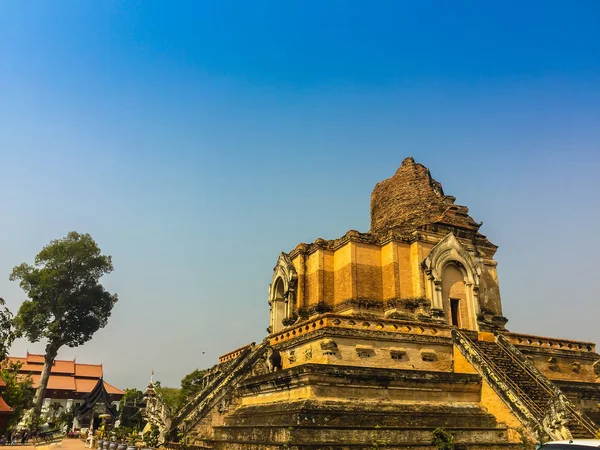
left=542, top=394, right=574, bottom=441
left=593, top=359, right=600, bottom=377
left=355, top=344, right=375, bottom=358
left=571, top=361, right=581, bottom=373
left=250, top=359, right=269, bottom=377
left=547, top=357, right=559, bottom=372
left=320, top=339, right=338, bottom=355
left=422, top=232, right=483, bottom=330
left=304, top=346, right=313, bottom=361
left=287, top=350, right=296, bottom=364
left=268, top=252, right=298, bottom=334
left=420, top=349, right=437, bottom=362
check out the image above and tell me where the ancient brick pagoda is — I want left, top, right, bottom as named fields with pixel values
left=146, top=157, right=600, bottom=449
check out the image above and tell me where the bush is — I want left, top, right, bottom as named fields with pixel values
left=431, top=428, right=455, bottom=450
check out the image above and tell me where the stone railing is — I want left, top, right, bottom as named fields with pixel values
left=269, top=313, right=452, bottom=345
left=171, top=341, right=270, bottom=437
left=218, top=342, right=255, bottom=364
left=505, top=333, right=596, bottom=353
left=452, top=329, right=544, bottom=439
left=497, top=334, right=599, bottom=438
left=143, top=388, right=173, bottom=443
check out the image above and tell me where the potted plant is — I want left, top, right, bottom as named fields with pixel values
left=97, top=422, right=110, bottom=450
left=142, top=425, right=159, bottom=450
left=97, top=423, right=106, bottom=449
left=126, top=428, right=138, bottom=450
left=115, top=427, right=128, bottom=450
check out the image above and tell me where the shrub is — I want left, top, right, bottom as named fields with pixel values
left=431, top=428, right=455, bottom=450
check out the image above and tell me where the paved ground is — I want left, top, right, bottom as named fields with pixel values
left=32, top=439, right=88, bottom=450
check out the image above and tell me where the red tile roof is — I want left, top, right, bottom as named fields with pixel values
left=0, top=397, right=13, bottom=415
left=52, top=360, right=75, bottom=374
left=25, top=354, right=44, bottom=364
left=75, top=379, right=124, bottom=395
left=5, top=354, right=123, bottom=399
left=30, top=374, right=77, bottom=391
left=75, top=363, right=103, bottom=378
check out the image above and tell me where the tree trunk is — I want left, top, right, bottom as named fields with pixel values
left=31, top=340, right=61, bottom=423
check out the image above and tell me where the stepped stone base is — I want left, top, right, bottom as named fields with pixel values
left=204, top=364, right=527, bottom=449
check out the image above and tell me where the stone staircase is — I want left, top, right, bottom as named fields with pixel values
left=453, top=330, right=597, bottom=440
left=168, top=340, right=270, bottom=439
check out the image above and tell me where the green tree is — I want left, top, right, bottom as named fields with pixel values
left=0, top=298, right=15, bottom=361
left=154, top=385, right=181, bottom=412
left=56, top=406, right=75, bottom=430
left=10, top=231, right=118, bottom=421
left=0, top=361, right=34, bottom=428
left=119, top=388, right=145, bottom=428
left=179, top=368, right=206, bottom=405
left=119, top=388, right=144, bottom=413
left=49, top=401, right=63, bottom=421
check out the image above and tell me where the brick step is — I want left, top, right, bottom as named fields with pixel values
left=227, top=405, right=502, bottom=429
left=213, top=425, right=513, bottom=446
left=472, top=341, right=551, bottom=409
left=569, top=420, right=594, bottom=439
left=210, top=443, right=526, bottom=450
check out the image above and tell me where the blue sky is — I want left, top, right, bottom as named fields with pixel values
left=0, top=1, right=599, bottom=389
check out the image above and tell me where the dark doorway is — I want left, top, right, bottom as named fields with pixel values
left=450, top=299, right=460, bottom=327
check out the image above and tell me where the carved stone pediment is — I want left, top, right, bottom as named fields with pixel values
left=269, top=252, right=299, bottom=333
left=269, top=252, right=298, bottom=303
left=422, top=232, right=481, bottom=285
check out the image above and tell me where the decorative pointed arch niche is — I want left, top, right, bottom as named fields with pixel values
left=422, top=233, right=482, bottom=331
left=268, top=252, right=298, bottom=334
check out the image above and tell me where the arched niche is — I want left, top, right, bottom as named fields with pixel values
left=268, top=252, right=298, bottom=334
left=422, top=233, right=482, bottom=331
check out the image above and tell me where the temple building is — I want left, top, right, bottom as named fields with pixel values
left=5, top=353, right=124, bottom=427
left=0, top=378, right=14, bottom=433
left=145, top=157, right=600, bottom=449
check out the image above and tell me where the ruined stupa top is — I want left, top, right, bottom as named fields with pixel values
left=370, top=157, right=482, bottom=235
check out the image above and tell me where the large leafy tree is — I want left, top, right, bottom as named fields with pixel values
left=0, top=298, right=15, bottom=361
left=119, top=388, right=145, bottom=428
left=0, top=361, right=34, bottom=429
left=10, top=231, right=118, bottom=420
left=179, top=368, right=206, bottom=405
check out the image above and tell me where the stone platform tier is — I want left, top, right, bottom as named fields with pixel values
left=211, top=402, right=525, bottom=449
left=206, top=364, right=526, bottom=449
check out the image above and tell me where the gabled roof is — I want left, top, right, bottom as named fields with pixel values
left=75, top=379, right=124, bottom=395
left=6, top=355, right=103, bottom=377
left=25, top=353, right=44, bottom=364
left=75, top=379, right=118, bottom=419
left=75, top=363, right=103, bottom=378
left=31, top=374, right=77, bottom=391
left=52, top=360, right=75, bottom=374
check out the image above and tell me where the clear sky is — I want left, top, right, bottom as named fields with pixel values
left=1, top=1, right=599, bottom=389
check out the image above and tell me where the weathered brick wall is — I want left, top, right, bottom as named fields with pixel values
left=370, top=156, right=481, bottom=235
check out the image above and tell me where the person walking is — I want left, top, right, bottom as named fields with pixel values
left=20, top=429, right=28, bottom=445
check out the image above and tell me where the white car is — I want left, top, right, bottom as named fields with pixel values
left=539, top=440, right=600, bottom=448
